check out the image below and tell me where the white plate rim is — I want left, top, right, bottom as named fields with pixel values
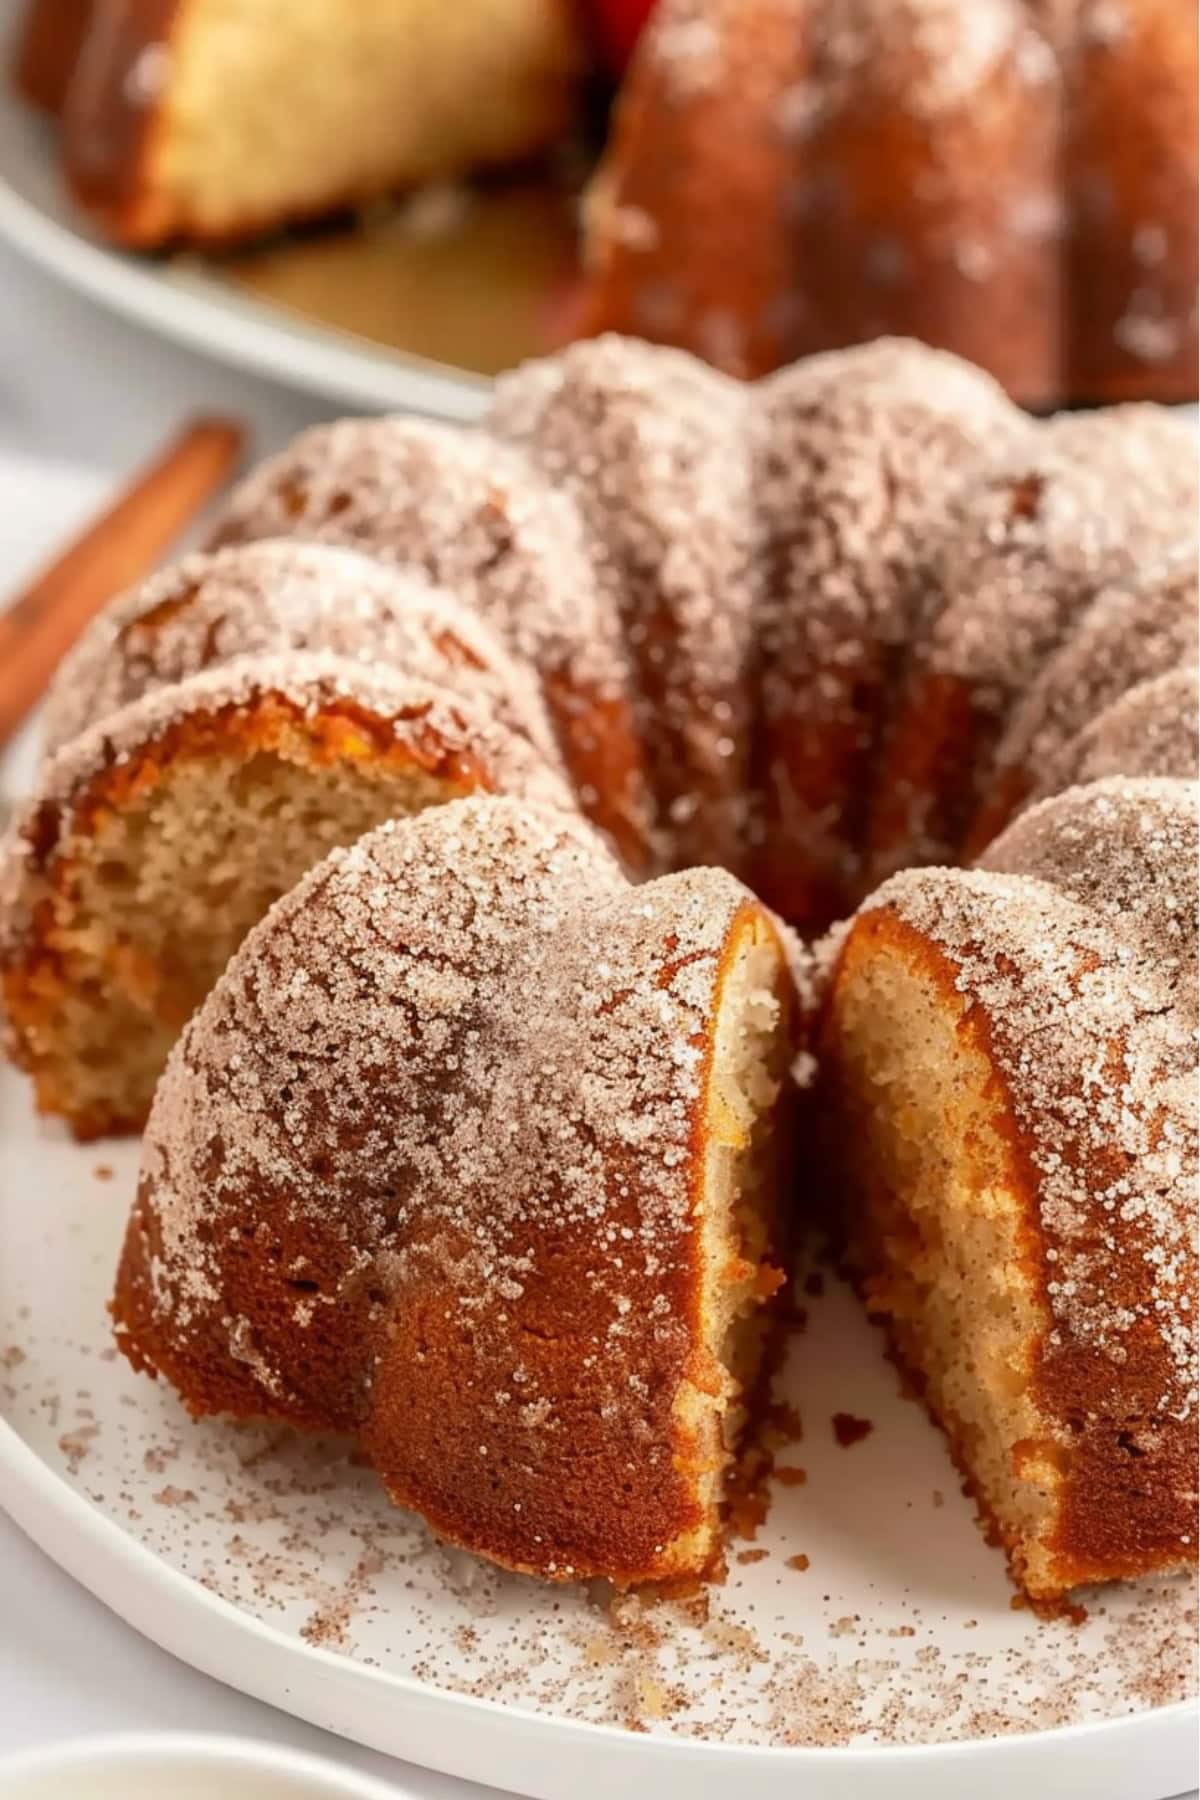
left=0, top=1417, right=1195, bottom=1800
left=0, top=88, right=490, bottom=423
left=0, top=1730, right=415, bottom=1799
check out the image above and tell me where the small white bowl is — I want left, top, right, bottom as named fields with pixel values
left=0, top=1733, right=411, bottom=1799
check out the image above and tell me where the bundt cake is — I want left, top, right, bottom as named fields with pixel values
left=13, top=0, right=583, bottom=247
left=113, top=796, right=803, bottom=1585
left=580, top=0, right=1199, bottom=407
left=1, top=332, right=1195, bottom=1599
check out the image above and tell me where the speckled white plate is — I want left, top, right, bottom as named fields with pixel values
left=0, top=1062, right=1196, bottom=1800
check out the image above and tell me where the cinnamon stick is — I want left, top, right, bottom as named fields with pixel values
left=0, top=416, right=244, bottom=751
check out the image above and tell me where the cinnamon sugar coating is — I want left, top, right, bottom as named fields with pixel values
left=490, top=336, right=756, bottom=873
left=209, top=415, right=652, bottom=867
left=43, top=539, right=560, bottom=770
left=114, top=796, right=801, bottom=1582
left=992, top=553, right=1198, bottom=785
left=866, top=403, right=1198, bottom=877
left=1032, top=670, right=1199, bottom=805
left=205, top=335, right=1196, bottom=928
left=751, top=337, right=1028, bottom=921
left=967, top=549, right=1198, bottom=848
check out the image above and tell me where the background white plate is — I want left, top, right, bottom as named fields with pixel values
left=0, top=1057, right=1196, bottom=1800
left=0, top=61, right=493, bottom=423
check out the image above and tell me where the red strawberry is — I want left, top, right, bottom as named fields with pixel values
left=585, top=0, right=658, bottom=74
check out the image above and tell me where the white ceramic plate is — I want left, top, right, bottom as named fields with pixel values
left=0, top=1054, right=1196, bottom=1800
left=0, top=60, right=496, bottom=422
left=0, top=1732, right=412, bottom=1800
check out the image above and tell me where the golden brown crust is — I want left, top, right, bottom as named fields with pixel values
left=57, top=0, right=181, bottom=246
left=580, top=0, right=808, bottom=380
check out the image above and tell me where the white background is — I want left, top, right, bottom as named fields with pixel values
left=0, top=238, right=1195, bottom=1800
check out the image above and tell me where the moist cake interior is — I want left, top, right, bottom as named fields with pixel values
left=7, top=744, right=472, bottom=1138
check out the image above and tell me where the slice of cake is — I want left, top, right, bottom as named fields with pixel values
left=113, top=796, right=806, bottom=1584
left=819, top=779, right=1198, bottom=1600
left=14, top=0, right=583, bottom=246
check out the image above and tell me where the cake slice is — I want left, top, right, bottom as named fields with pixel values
left=819, top=778, right=1198, bottom=1599
left=15, top=0, right=582, bottom=246
left=113, top=796, right=806, bottom=1584
left=0, top=659, right=570, bottom=1138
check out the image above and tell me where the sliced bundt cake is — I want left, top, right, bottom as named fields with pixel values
left=0, top=330, right=1193, bottom=1602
